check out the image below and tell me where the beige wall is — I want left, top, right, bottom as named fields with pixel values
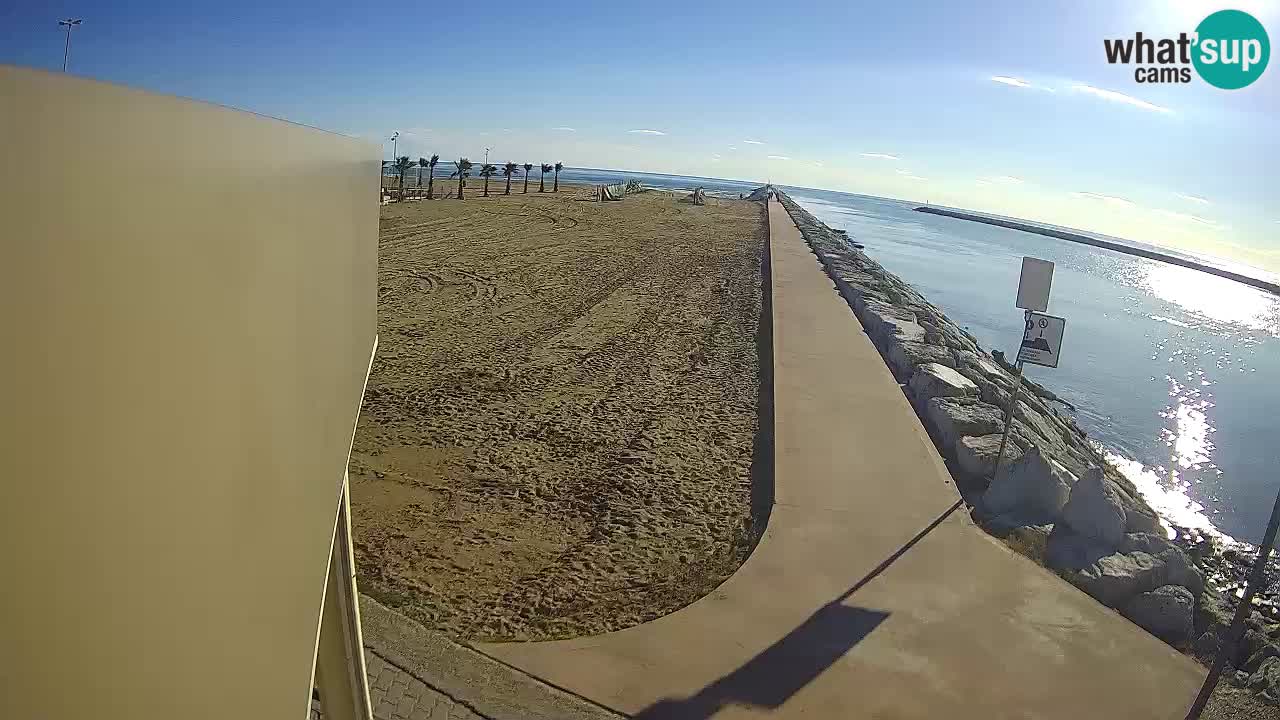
left=0, top=66, right=378, bottom=719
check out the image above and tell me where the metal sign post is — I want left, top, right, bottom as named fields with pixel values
left=1185, top=488, right=1280, bottom=719
left=992, top=258, right=1059, bottom=481
left=993, top=311, right=1031, bottom=480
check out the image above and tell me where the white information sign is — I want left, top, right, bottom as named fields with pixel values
left=1016, top=257, right=1054, bottom=312
left=1018, top=312, right=1066, bottom=368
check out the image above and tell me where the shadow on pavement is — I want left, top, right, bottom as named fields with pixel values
left=748, top=217, right=775, bottom=549
left=633, top=499, right=963, bottom=719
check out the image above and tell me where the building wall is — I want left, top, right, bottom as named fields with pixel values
left=0, top=65, right=378, bottom=719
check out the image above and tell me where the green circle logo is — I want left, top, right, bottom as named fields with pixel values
left=1193, top=10, right=1270, bottom=89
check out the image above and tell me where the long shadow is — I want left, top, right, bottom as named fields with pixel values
left=748, top=212, right=776, bottom=550
left=633, top=499, right=963, bottom=720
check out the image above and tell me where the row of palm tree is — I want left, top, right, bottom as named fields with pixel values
left=387, top=157, right=564, bottom=200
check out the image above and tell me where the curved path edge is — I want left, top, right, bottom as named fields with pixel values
left=475, top=197, right=1203, bottom=719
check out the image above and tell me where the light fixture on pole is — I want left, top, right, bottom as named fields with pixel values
left=388, top=132, right=399, bottom=185
left=58, top=18, right=82, bottom=72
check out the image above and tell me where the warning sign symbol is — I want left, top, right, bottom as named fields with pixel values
left=1018, top=312, right=1066, bottom=368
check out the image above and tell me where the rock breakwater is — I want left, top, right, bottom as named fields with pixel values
left=767, top=187, right=1280, bottom=701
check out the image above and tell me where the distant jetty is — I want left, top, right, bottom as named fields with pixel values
left=914, top=206, right=1280, bottom=296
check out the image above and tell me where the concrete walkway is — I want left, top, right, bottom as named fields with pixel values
left=477, top=197, right=1203, bottom=718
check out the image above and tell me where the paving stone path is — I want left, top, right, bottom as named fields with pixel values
left=312, top=649, right=485, bottom=720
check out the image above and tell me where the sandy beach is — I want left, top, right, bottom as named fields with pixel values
left=350, top=184, right=767, bottom=641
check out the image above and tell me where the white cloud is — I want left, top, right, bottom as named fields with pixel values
left=990, top=75, right=1056, bottom=93
left=900, top=174, right=928, bottom=181
left=1070, top=84, right=1172, bottom=113
left=552, top=126, right=577, bottom=132
left=628, top=129, right=666, bottom=135
left=977, top=175, right=1023, bottom=184
left=991, top=76, right=1032, bottom=88
left=860, top=152, right=900, bottom=161
left=727, top=145, right=738, bottom=151
left=403, top=127, right=433, bottom=135
left=1073, top=191, right=1135, bottom=207
left=743, top=139, right=765, bottom=145
left=812, top=161, right=824, bottom=168
left=895, top=169, right=914, bottom=175
left=711, top=154, right=722, bottom=161
left=767, top=155, right=790, bottom=160
left=1156, top=209, right=1221, bottom=228
left=1175, top=192, right=1210, bottom=205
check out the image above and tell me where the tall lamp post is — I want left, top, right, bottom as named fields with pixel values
left=58, top=18, right=82, bottom=72
left=388, top=132, right=399, bottom=189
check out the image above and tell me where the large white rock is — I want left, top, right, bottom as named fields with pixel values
left=1123, top=585, right=1194, bottom=645
left=1249, top=657, right=1280, bottom=702
left=926, top=398, right=1005, bottom=451
left=1158, top=546, right=1205, bottom=600
left=1014, top=400, right=1063, bottom=448
left=1045, top=524, right=1114, bottom=571
left=1060, top=466, right=1127, bottom=548
left=1125, top=504, right=1165, bottom=536
left=1067, top=547, right=1204, bottom=608
left=884, top=319, right=927, bottom=347
left=956, top=434, right=1015, bottom=480
left=908, top=363, right=978, bottom=403
left=971, top=355, right=1007, bottom=380
left=1118, top=532, right=1175, bottom=556
left=1069, top=550, right=1162, bottom=607
left=859, top=300, right=924, bottom=346
left=887, top=341, right=955, bottom=378
left=979, top=445, right=1074, bottom=525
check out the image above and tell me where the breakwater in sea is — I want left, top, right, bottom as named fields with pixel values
left=765, top=187, right=1280, bottom=694
left=914, top=206, right=1280, bottom=296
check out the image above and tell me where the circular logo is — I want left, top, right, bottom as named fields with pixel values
left=1193, top=10, right=1270, bottom=89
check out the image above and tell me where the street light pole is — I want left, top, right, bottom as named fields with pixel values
left=388, top=132, right=399, bottom=189
left=58, top=18, right=82, bottom=72
left=484, top=147, right=491, bottom=165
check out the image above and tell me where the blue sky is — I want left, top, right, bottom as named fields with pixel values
left=4, top=1, right=1277, bottom=271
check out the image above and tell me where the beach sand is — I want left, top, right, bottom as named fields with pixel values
left=350, top=184, right=767, bottom=640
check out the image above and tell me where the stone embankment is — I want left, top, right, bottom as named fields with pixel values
left=769, top=188, right=1280, bottom=706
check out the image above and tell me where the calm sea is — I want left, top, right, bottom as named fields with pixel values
left=388, top=164, right=1278, bottom=544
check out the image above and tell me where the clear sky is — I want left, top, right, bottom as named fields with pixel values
left=4, top=1, right=1277, bottom=271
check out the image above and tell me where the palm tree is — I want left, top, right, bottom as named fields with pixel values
left=479, top=163, right=497, bottom=197
left=427, top=154, right=440, bottom=199
left=539, top=163, right=552, bottom=192
left=553, top=162, right=563, bottom=192
left=393, top=156, right=412, bottom=199
left=450, top=158, right=473, bottom=199
left=522, top=163, right=533, bottom=193
left=502, top=162, right=518, bottom=195
left=416, top=157, right=429, bottom=189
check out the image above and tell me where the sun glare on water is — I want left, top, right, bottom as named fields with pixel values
left=1142, top=262, right=1280, bottom=336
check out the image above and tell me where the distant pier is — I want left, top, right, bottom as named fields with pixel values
left=914, top=206, right=1280, bottom=296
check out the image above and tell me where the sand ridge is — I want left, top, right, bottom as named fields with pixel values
left=351, top=185, right=767, bottom=640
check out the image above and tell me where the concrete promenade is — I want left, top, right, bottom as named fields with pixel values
left=475, top=196, right=1204, bottom=718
